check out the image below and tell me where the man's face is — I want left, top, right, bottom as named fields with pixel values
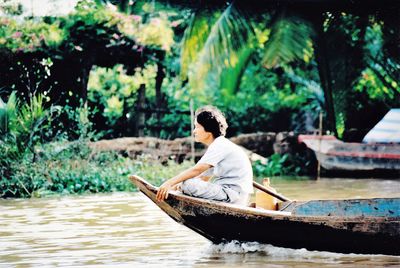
left=193, top=121, right=212, bottom=143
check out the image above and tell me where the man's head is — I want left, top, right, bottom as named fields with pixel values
left=195, top=105, right=228, bottom=139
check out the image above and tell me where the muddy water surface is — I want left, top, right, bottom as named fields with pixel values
left=1, top=177, right=399, bottom=267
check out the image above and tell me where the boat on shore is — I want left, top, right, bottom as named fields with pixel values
left=129, top=175, right=400, bottom=256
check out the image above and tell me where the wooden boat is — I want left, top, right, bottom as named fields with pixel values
left=129, top=175, right=400, bottom=256
left=298, top=135, right=400, bottom=173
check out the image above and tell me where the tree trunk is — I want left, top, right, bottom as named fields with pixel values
left=312, top=14, right=337, bottom=136
left=79, top=63, right=92, bottom=105
left=155, top=56, right=166, bottom=137
left=135, top=84, right=146, bottom=137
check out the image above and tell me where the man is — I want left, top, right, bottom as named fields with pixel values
left=156, top=105, right=253, bottom=205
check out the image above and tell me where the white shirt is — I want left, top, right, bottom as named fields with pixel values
left=198, top=136, right=253, bottom=193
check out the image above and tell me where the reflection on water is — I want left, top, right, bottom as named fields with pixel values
left=0, top=178, right=399, bottom=267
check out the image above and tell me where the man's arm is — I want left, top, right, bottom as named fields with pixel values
left=156, top=163, right=212, bottom=201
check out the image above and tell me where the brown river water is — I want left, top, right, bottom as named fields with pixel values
left=1, top=177, right=400, bottom=268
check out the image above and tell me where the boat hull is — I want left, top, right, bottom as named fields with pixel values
left=299, top=135, right=400, bottom=173
left=130, top=175, right=400, bottom=255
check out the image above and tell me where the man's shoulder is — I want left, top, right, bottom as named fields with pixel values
left=213, top=136, right=236, bottom=149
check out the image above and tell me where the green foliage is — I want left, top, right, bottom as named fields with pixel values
left=355, top=67, right=399, bottom=101
left=181, top=4, right=316, bottom=100
left=238, top=64, right=309, bottom=111
left=321, top=13, right=399, bottom=136
left=0, top=92, right=192, bottom=198
left=150, top=109, right=191, bottom=139
left=252, top=153, right=301, bottom=178
left=0, top=0, right=326, bottom=139
left=152, top=74, right=192, bottom=139
left=0, top=0, right=23, bottom=16
left=186, top=5, right=256, bottom=94
left=185, top=52, right=316, bottom=134
left=87, top=63, right=160, bottom=136
left=0, top=91, right=61, bottom=197
left=2, top=1, right=399, bottom=199
left=177, top=4, right=400, bottom=138
left=262, top=15, right=314, bottom=68
left=1, top=139, right=192, bottom=198
left=177, top=5, right=322, bottom=135
left=0, top=17, right=65, bottom=52
left=88, top=65, right=137, bottom=125
left=218, top=47, right=254, bottom=95
left=0, top=91, right=17, bottom=135
left=0, top=91, right=60, bottom=156
left=336, top=112, right=345, bottom=139
left=62, top=103, right=97, bottom=140
left=284, top=68, right=325, bottom=132
left=180, top=10, right=220, bottom=80
left=0, top=0, right=175, bottom=54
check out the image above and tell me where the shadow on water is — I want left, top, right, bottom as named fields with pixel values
left=0, top=177, right=399, bottom=267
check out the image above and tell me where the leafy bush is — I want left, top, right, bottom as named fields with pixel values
left=0, top=17, right=65, bottom=52
left=87, top=64, right=157, bottom=131
left=1, top=139, right=192, bottom=198
left=252, top=153, right=301, bottom=178
left=0, top=1, right=174, bottom=53
left=0, top=91, right=60, bottom=197
left=0, top=91, right=60, bottom=156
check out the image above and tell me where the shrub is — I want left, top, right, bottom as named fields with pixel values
left=1, top=91, right=192, bottom=198
left=252, top=153, right=301, bottom=178
left=1, top=139, right=192, bottom=198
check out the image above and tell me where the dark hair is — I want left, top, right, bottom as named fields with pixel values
left=195, top=105, right=228, bottom=138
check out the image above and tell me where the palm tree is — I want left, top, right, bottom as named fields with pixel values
left=179, top=2, right=336, bottom=132
left=104, top=0, right=400, bottom=136
left=174, top=1, right=400, bottom=135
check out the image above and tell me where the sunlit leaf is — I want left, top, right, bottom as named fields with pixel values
left=180, top=10, right=220, bottom=80
left=188, top=4, right=256, bottom=93
left=262, top=14, right=315, bottom=68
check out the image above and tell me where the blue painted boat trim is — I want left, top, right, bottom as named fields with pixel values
left=292, top=198, right=400, bottom=217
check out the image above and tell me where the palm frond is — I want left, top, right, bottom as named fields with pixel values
left=180, top=10, right=220, bottom=80
left=262, top=14, right=315, bottom=68
left=219, top=46, right=254, bottom=95
left=188, top=4, right=256, bottom=93
left=18, top=93, right=45, bottom=135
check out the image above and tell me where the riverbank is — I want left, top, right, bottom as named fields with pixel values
left=89, top=132, right=315, bottom=177
left=88, top=132, right=302, bottom=162
left=0, top=139, right=193, bottom=198
left=1, top=132, right=306, bottom=198
left=4, top=131, right=396, bottom=199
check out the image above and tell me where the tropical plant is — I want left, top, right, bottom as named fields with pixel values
left=1, top=138, right=193, bottom=198
left=132, top=0, right=400, bottom=137
left=0, top=91, right=17, bottom=135
left=253, top=153, right=301, bottom=178
left=0, top=91, right=60, bottom=155
left=180, top=4, right=315, bottom=101
left=0, top=91, right=60, bottom=197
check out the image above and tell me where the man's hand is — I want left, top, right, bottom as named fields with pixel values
left=155, top=163, right=212, bottom=202
left=156, top=180, right=174, bottom=201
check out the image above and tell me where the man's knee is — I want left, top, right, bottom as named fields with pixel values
left=181, top=178, right=200, bottom=195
